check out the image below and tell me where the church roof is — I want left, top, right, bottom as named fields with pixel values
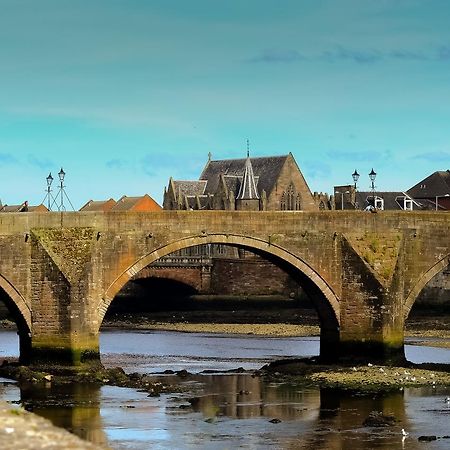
left=173, top=180, right=207, bottom=196
left=200, top=155, right=288, bottom=196
left=407, top=170, right=450, bottom=198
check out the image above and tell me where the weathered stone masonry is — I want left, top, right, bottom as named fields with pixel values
left=0, top=211, right=449, bottom=366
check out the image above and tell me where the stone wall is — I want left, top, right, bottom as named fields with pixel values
left=210, top=257, right=301, bottom=297
left=415, top=268, right=450, bottom=310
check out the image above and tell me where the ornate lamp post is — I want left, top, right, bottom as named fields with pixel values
left=369, top=168, right=377, bottom=208
left=58, top=168, right=66, bottom=211
left=352, top=169, right=360, bottom=190
left=46, top=172, right=53, bottom=210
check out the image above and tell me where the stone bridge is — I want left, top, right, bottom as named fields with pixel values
left=0, top=211, right=449, bottom=366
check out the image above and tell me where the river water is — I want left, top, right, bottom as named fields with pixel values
left=1, top=329, right=450, bottom=449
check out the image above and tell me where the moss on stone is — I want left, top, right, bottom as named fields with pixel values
left=31, top=227, right=96, bottom=282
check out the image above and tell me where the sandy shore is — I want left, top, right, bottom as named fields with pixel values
left=105, top=322, right=320, bottom=337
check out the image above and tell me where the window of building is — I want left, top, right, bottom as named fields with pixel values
left=295, top=194, right=301, bottom=210
left=403, top=198, right=413, bottom=210
left=280, top=192, right=286, bottom=210
left=281, top=183, right=299, bottom=210
left=374, top=196, right=384, bottom=210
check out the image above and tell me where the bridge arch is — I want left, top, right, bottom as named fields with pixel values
left=99, top=234, right=340, bottom=334
left=404, top=254, right=450, bottom=319
left=0, top=274, right=32, bottom=363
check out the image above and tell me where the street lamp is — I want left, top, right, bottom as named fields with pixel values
left=369, top=168, right=377, bottom=208
left=352, top=169, right=360, bottom=189
left=435, top=193, right=450, bottom=211
left=58, top=167, right=65, bottom=211
left=46, top=172, right=53, bottom=210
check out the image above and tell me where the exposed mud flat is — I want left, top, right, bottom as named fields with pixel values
left=263, top=358, right=450, bottom=392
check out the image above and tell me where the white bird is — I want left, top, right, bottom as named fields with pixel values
left=401, top=428, right=409, bottom=437
left=445, top=396, right=450, bottom=403
left=368, top=363, right=373, bottom=367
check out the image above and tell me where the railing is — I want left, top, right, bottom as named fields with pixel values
left=151, top=256, right=213, bottom=267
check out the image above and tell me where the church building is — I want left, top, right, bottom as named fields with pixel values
left=163, top=152, right=320, bottom=211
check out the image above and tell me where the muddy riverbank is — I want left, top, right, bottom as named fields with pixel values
left=99, top=309, right=450, bottom=346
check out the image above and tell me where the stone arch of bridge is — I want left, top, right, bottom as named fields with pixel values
left=99, top=234, right=340, bottom=331
left=0, top=273, right=32, bottom=363
left=0, top=274, right=31, bottom=331
left=403, top=254, right=450, bottom=319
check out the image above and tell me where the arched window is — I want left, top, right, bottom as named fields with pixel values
left=295, top=194, right=301, bottom=211
left=280, top=192, right=286, bottom=210
left=287, top=183, right=295, bottom=210
left=281, top=184, right=298, bottom=210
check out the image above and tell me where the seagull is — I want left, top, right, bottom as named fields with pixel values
left=445, top=396, right=450, bottom=404
left=402, top=428, right=409, bottom=437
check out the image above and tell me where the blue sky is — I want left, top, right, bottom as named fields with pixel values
left=1, top=0, right=449, bottom=208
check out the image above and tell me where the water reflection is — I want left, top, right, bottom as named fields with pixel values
left=0, top=374, right=449, bottom=449
left=174, top=374, right=319, bottom=421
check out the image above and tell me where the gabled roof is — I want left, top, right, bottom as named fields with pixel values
left=407, top=170, right=450, bottom=198
left=200, top=155, right=288, bottom=196
left=80, top=198, right=116, bottom=212
left=0, top=201, right=48, bottom=213
left=27, top=204, right=49, bottom=212
left=110, top=194, right=161, bottom=211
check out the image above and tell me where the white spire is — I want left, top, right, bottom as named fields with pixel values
left=237, top=155, right=259, bottom=200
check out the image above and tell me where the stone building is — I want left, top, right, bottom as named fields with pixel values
left=112, top=153, right=322, bottom=313
left=163, top=152, right=319, bottom=212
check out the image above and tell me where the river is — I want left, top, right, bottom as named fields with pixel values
left=1, top=329, right=450, bottom=449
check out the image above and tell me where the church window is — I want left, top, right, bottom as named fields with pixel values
left=295, top=194, right=301, bottom=210
left=280, top=192, right=286, bottom=210
left=287, top=183, right=295, bottom=210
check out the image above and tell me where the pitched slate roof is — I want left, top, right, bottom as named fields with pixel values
left=407, top=170, right=450, bottom=198
left=355, top=191, right=420, bottom=210
left=200, top=155, right=288, bottom=196
left=173, top=180, right=207, bottom=196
